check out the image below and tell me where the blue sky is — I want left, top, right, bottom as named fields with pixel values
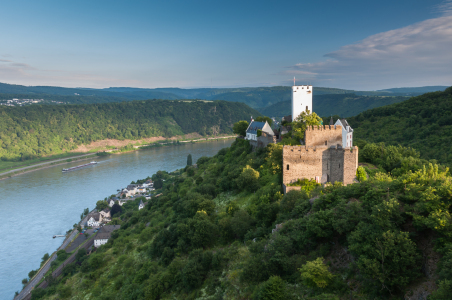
left=0, top=0, right=451, bottom=90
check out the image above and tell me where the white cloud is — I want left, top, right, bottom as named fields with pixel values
left=434, top=0, right=452, bottom=16
left=283, top=15, right=452, bottom=90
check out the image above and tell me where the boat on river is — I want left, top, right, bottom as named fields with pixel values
left=62, top=161, right=97, bottom=172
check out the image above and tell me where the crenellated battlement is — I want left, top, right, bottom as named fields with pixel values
left=306, top=125, right=342, bottom=131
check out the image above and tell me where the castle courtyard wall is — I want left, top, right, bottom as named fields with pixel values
left=304, top=125, right=343, bottom=147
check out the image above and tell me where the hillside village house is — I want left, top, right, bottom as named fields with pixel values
left=139, top=199, right=145, bottom=210
left=333, top=118, right=354, bottom=148
left=87, top=212, right=102, bottom=227
left=93, top=225, right=120, bottom=247
left=245, top=120, right=276, bottom=148
left=99, top=208, right=111, bottom=220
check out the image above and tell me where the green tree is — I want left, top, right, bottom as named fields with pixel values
left=154, top=179, right=163, bottom=189
left=28, top=270, right=37, bottom=279
left=299, top=257, right=334, bottom=288
left=356, top=166, right=367, bottom=182
left=40, top=253, right=50, bottom=267
left=254, top=276, right=286, bottom=300
left=96, top=200, right=108, bottom=211
left=187, top=154, right=193, bottom=166
left=111, top=203, right=122, bottom=217
left=22, top=278, right=28, bottom=285
left=233, top=120, right=249, bottom=136
left=255, top=116, right=273, bottom=126
left=291, top=111, right=323, bottom=141
left=237, top=165, right=260, bottom=192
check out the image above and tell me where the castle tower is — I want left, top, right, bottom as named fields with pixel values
left=291, top=85, right=313, bottom=120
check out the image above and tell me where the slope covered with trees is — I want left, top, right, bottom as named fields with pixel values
left=349, top=87, right=452, bottom=166
left=28, top=138, right=452, bottom=299
left=0, top=100, right=260, bottom=161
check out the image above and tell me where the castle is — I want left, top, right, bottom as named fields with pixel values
left=283, top=85, right=358, bottom=192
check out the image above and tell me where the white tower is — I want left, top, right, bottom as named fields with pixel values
left=291, top=85, right=313, bottom=120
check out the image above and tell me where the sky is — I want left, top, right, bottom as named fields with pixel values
left=0, top=0, right=451, bottom=90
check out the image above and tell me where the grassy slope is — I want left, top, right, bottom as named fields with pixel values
left=349, top=87, right=452, bottom=166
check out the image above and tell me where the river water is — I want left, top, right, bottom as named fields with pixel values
left=0, top=140, right=233, bottom=299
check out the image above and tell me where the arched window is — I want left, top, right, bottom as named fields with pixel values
left=287, top=164, right=289, bottom=170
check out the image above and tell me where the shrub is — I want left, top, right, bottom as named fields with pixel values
left=299, top=257, right=334, bottom=289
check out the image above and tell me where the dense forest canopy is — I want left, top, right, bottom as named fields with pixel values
left=0, top=100, right=260, bottom=161
left=28, top=138, right=452, bottom=299
left=349, top=86, right=452, bottom=166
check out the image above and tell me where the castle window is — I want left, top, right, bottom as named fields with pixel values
left=287, top=164, right=289, bottom=170
left=339, top=164, right=341, bottom=168
left=325, top=141, right=327, bottom=145
left=306, top=106, right=308, bottom=111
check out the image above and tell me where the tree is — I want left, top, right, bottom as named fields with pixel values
left=237, top=165, right=260, bottom=192
left=96, top=200, right=108, bottom=211
left=255, top=116, right=273, bottom=126
left=233, top=120, right=249, bottom=137
left=111, top=203, right=122, bottom=217
left=187, top=154, right=193, bottom=166
left=299, top=257, right=334, bottom=288
left=254, top=276, right=286, bottom=300
left=356, top=166, right=367, bottom=182
left=154, top=179, right=163, bottom=189
left=40, top=253, right=50, bottom=267
left=22, top=278, right=28, bottom=285
left=28, top=270, right=37, bottom=279
left=291, top=111, right=323, bottom=141
left=83, top=207, right=89, bottom=216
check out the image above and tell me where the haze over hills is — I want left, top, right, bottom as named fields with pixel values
left=0, top=82, right=448, bottom=115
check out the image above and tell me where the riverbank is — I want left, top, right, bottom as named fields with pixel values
left=0, top=154, right=98, bottom=181
left=2, top=140, right=234, bottom=299
left=0, top=135, right=236, bottom=180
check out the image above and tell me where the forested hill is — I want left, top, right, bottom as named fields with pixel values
left=28, top=139, right=452, bottom=299
left=1, top=82, right=446, bottom=109
left=257, top=93, right=409, bottom=118
left=349, top=86, right=452, bottom=165
left=0, top=100, right=260, bottom=161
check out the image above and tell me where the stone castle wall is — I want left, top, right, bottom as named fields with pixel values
left=282, top=145, right=358, bottom=186
left=304, top=125, right=343, bottom=147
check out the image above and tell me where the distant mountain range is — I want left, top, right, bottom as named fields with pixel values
left=0, top=82, right=448, bottom=117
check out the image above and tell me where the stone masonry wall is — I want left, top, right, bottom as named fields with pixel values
left=282, top=145, right=359, bottom=187
left=343, top=147, right=359, bottom=184
left=305, top=125, right=343, bottom=147
left=283, top=146, right=329, bottom=185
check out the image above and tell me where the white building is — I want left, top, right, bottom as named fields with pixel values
left=291, top=85, right=313, bottom=120
left=139, top=199, right=145, bottom=210
left=334, top=119, right=354, bottom=148
left=245, top=121, right=274, bottom=141
left=93, top=225, right=121, bottom=247
left=87, top=213, right=102, bottom=227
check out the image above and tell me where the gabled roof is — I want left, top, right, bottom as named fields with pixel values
left=88, top=213, right=101, bottom=221
left=246, top=121, right=274, bottom=136
left=335, top=119, right=353, bottom=133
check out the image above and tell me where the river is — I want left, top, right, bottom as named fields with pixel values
left=0, top=139, right=234, bottom=299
